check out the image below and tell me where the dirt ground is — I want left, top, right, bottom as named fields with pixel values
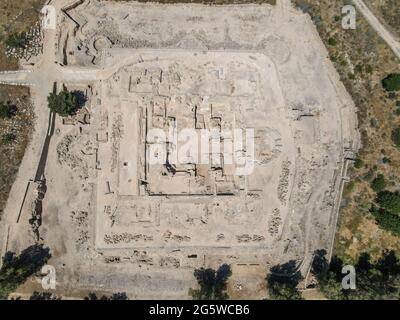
left=293, top=0, right=400, bottom=262
left=0, top=1, right=43, bottom=217
left=364, top=0, right=400, bottom=38
left=0, top=0, right=359, bottom=299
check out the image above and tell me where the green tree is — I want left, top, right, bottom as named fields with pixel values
left=6, top=32, right=28, bottom=49
left=189, top=264, right=232, bottom=300
left=371, top=206, right=400, bottom=235
left=382, top=73, right=400, bottom=92
left=392, top=128, right=400, bottom=147
left=371, top=174, right=386, bottom=193
left=47, top=89, right=85, bottom=117
left=0, top=245, right=51, bottom=299
left=376, top=190, right=400, bottom=215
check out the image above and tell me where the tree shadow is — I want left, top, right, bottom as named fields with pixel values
left=190, top=264, right=232, bottom=300
left=267, top=260, right=303, bottom=300
left=84, top=292, right=129, bottom=300
left=0, top=244, right=51, bottom=299
left=71, top=90, right=87, bottom=109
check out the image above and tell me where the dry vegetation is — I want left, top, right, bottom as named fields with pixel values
left=114, top=0, right=276, bottom=4
left=0, top=0, right=43, bottom=217
left=294, top=0, right=400, bottom=262
left=365, top=0, right=400, bottom=38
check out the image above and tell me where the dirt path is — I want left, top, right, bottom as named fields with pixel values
left=353, top=0, right=400, bottom=61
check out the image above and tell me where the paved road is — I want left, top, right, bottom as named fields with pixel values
left=353, top=0, right=400, bottom=61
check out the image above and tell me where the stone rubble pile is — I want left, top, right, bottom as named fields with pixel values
left=5, top=21, right=43, bottom=61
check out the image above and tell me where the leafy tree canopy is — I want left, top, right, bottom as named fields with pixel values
left=0, top=245, right=51, bottom=299
left=47, top=89, right=86, bottom=117
left=6, top=32, right=29, bottom=49
left=382, top=73, right=400, bottom=92
left=371, top=174, right=386, bottom=193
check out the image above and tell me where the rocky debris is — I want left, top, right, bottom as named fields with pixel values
left=104, top=232, right=153, bottom=245
left=104, top=205, right=116, bottom=227
left=278, top=161, right=291, bottom=204
left=29, top=180, right=47, bottom=242
left=159, top=256, right=180, bottom=268
left=163, top=231, right=190, bottom=242
left=110, top=114, right=123, bottom=173
left=5, top=21, right=43, bottom=61
left=71, top=210, right=89, bottom=249
left=104, top=250, right=153, bottom=265
left=104, top=256, right=121, bottom=264
left=216, top=233, right=225, bottom=241
left=71, top=210, right=88, bottom=227
left=57, top=134, right=89, bottom=179
left=236, top=234, right=265, bottom=243
left=269, top=208, right=282, bottom=236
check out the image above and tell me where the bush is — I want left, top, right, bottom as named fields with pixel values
left=6, top=32, right=28, bottom=49
left=392, top=128, right=400, bottom=147
left=328, top=37, right=337, bottom=46
left=0, top=102, right=16, bottom=119
left=2, top=133, right=16, bottom=144
left=371, top=174, right=386, bottom=193
left=382, top=73, right=400, bottom=92
left=382, top=157, right=391, bottom=164
left=354, top=158, right=364, bottom=169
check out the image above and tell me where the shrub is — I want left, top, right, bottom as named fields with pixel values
left=382, top=73, right=400, bottom=92
left=382, top=157, right=391, bottom=164
left=2, top=133, right=16, bottom=144
left=354, top=158, right=364, bottom=169
left=392, top=128, right=400, bottom=147
left=328, top=37, right=337, bottom=46
left=6, top=32, right=28, bottom=49
left=371, top=174, right=386, bottom=193
left=376, top=190, right=400, bottom=215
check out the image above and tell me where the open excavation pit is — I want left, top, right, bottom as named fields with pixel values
left=94, top=49, right=293, bottom=250
left=9, top=1, right=359, bottom=298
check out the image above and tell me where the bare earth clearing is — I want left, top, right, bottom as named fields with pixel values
left=0, top=0, right=358, bottom=298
